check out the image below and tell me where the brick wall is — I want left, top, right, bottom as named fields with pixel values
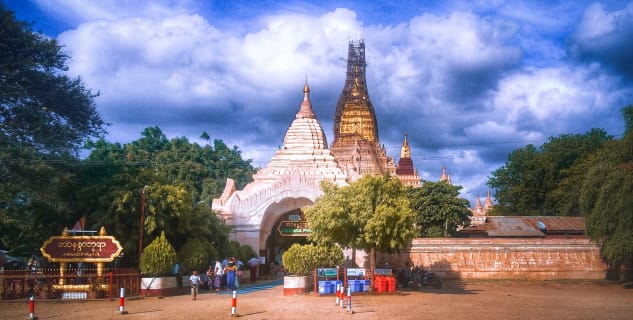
left=378, top=238, right=607, bottom=280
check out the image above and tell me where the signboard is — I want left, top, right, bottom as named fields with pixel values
left=277, top=220, right=311, bottom=237
left=41, top=235, right=123, bottom=263
left=317, top=268, right=338, bottom=277
left=347, top=268, right=366, bottom=277
left=373, top=268, right=392, bottom=276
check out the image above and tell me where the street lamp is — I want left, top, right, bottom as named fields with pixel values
left=138, top=185, right=148, bottom=264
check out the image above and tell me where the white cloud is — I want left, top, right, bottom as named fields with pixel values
left=492, top=65, right=626, bottom=135
left=570, top=2, right=633, bottom=78
left=29, top=0, right=633, bottom=205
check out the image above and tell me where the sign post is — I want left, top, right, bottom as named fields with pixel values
left=40, top=226, right=123, bottom=295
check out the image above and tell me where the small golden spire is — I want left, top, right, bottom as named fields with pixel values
left=297, top=78, right=315, bottom=119
left=400, top=132, right=411, bottom=159
left=440, top=165, right=448, bottom=181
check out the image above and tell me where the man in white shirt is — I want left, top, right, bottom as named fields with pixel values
left=247, top=257, right=260, bottom=283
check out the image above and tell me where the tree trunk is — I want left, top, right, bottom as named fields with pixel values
left=369, top=246, right=376, bottom=293
left=624, top=255, right=633, bottom=282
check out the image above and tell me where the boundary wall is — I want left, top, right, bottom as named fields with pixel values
left=378, top=238, right=607, bottom=280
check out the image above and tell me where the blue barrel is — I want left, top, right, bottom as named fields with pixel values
left=318, top=281, right=330, bottom=294
left=363, top=279, right=370, bottom=292
left=349, top=280, right=363, bottom=292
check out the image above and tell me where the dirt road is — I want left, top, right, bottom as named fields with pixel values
left=1, top=279, right=631, bottom=320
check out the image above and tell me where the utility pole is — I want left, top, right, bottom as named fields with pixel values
left=138, top=185, right=148, bottom=264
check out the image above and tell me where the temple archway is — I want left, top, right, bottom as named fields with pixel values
left=259, top=198, right=312, bottom=272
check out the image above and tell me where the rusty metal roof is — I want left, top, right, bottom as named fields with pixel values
left=461, top=216, right=585, bottom=237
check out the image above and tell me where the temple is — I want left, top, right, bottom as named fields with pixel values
left=395, top=132, right=421, bottom=187
left=213, top=41, right=426, bottom=266
left=330, top=41, right=397, bottom=178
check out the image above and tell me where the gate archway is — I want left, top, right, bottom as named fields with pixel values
left=259, top=197, right=313, bottom=274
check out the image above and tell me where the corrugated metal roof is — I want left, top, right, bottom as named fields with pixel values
left=461, top=216, right=585, bottom=237
left=522, top=216, right=585, bottom=232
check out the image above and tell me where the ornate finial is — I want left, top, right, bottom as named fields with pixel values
left=297, top=79, right=316, bottom=119
left=440, top=165, right=448, bottom=182
left=474, top=196, right=482, bottom=210
left=400, top=132, right=411, bottom=159
left=484, top=189, right=493, bottom=209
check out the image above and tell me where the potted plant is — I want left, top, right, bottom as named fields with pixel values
left=140, top=231, right=178, bottom=296
left=281, top=243, right=343, bottom=295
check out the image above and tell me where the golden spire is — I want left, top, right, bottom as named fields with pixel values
left=474, top=196, right=482, bottom=210
left=440, top=165, right=448, bottom=182
left=484, top=189, right=493, bottom=209
left=400, top=132, right=411, bottom=159
left=297, top=77, right=316, bottom=119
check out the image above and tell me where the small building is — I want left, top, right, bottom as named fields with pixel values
left=457, top=216, right=587, bottom=238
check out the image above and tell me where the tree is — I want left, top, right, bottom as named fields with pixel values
left=579, top=106, right=633, bottom=280
left=76, top=127, right=252, bottom=265
left=0, top=5, right=106, bottom=154
left=488, top=129, right=611, bottom=215
left=407, top=181, right=471, bottom=237
left=282, top=243, right=344, bottom=276
left=304, top=175, right=417, bottom=275
left=140, top=231, right=176, bottom=276
left=623, top=104, right=633, bottom=135
left=0, top=5, right=106, bottom=255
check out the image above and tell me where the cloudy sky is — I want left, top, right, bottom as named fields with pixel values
left=6, top=0, right=633, bottom=205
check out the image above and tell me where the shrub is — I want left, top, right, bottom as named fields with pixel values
left=282, top=243, right=344, bottom=275
left=140, top=231, right=176, bottom=277
left=178, top=238, right=218, bottom=272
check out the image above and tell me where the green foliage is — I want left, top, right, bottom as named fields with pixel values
left=0, top=5, right=106, bottom=255
left=623, top=105, right=633, bottom=135
left=488, top=129, right=612, bottom=215
left=305, top=174, right=417, bottom=272
left=178, top=238, right=218, bottom=273
left=0, top=6, right=106, bottom=154
left=140, top=231, right=177, bottom=276
left=408, top=181, right=472, bottom=237
left=580, top=130, right=633, bottom=264
left=73, top=127, right=249, bottom=265
left=282, top=243, right=344, bottom=275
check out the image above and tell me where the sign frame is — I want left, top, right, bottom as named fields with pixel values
left=276, top=220, right=311, bottom=237
left=40, top=235, right=123, bottom=263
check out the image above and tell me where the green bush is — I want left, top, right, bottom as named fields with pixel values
left=178, top=238, right=218, bottom=272
left=282, top=243, right=344, bottom=275
left=140, top=231, right=176, bottom=276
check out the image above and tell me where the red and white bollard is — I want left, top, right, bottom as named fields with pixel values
left=230, top=290, right=238, bottom=317
left=119, top=287, right=128, bottom=315
left=28, top=294, right=38, bottom=320
left=335, top=283, right=340, bottom=306
left=339, top=285, right=345, bottom=308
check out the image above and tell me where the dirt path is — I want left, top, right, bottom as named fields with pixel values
left=1, top=279, right=632, bottom=320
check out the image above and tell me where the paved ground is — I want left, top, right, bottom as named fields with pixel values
left=1, top=279, right=632, bottom=319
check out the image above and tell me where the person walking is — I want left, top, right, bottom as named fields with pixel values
left=224, top=257, right=238, bottom=291
left=205, top=265, right=214, bottom=291
left=213, top=259, right=223, bottom=291
left=189, top=270, right=201, bottom=300
left=172, top=262, right=183, bottom=288
left=247, top=257, right=259, bottom=283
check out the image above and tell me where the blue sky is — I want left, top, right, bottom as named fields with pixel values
left=4, top=0, right=633, bottom=205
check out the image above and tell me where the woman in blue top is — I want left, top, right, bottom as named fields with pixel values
left=224, top=257, right=237, bottom=291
